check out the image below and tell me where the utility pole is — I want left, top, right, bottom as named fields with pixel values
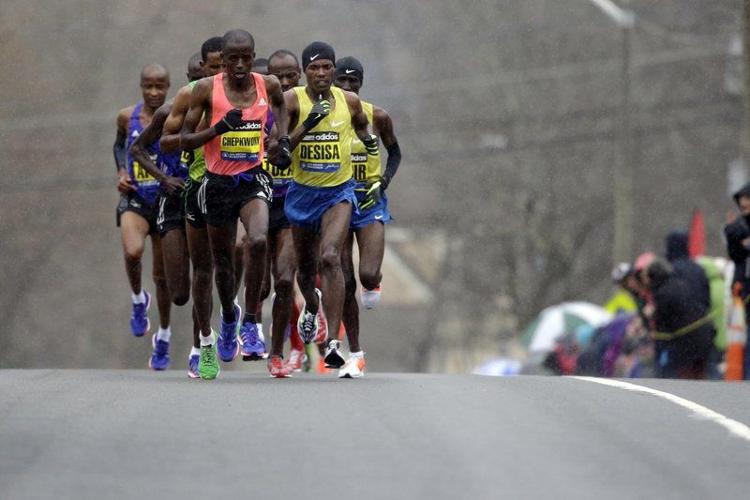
left=588, top=0, right=636, bottom=264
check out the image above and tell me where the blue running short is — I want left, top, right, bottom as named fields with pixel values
left=284, top=179, right=358, bottom=232
left=352, top=189, right=392, bottom=230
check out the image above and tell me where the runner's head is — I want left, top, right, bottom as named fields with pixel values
left=252, top=57, right=269, bottom=75
left=140, top=63, right=170, bottom=110
left=187, top=52, right=203, bottom=82
left=268, top=49, right=301, bottom=92
left=334, top=56, right=363, bottom=94
left=222, top=29, right=255, bottom=84
left=301, top=41, right=335, bottom=95
left=201, top=36, right=225, bottom=77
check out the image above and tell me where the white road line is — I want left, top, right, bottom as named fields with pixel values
left=572, top=377, right=750, bottom=443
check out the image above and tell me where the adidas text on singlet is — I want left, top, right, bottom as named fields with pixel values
left=204, top=72, right=269, bottom=176
left=290, top=86, right=354, bottom=188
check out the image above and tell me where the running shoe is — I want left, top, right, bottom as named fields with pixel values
left=297, top=289, right=322, bottom=344
left=130, top=291, right=151, bottom=337
left=187, top=353, right=200, bottom=379
left=199, top=342, right=220, bottom=380
left=361, top=285, right=382, bottom=310
left=324, top=339, right=346, bottom=369
left=285, top=348, right=307, bottom=373
left=148, top=333, right=170, bottom=371
left=314, top=305, right=329, bottom=345
left=217, top=303, right=241, bottom=362
left=338, top=352, right=366, bottom=379
left=268, top=354, right=292, bottom=378
left=239, top=322, right=267, bottom=361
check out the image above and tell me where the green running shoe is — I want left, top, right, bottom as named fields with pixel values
left=199, top=342, right=220, bottom=380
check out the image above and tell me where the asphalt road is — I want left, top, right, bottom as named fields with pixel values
left=1, top=370, right=748, bottom=500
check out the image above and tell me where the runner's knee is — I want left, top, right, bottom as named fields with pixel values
left=245, top=232, right=267, bottom=255
left=319, top=246, right=341, bottom=272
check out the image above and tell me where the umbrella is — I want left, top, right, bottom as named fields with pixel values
left=523, top=302, right=613, bottom=353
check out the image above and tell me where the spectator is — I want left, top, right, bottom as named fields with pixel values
left=604, top=263, right=638, bottom=314
left=643, top=258, right=713, bottom=379
left=724, top=182, right=750, bottom=379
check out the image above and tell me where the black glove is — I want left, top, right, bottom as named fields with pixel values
left=362, top=134, right=379, bottom=156
left=276, top=135, right=292, bottom=169
left=302, top=99, right=331, bottom=129
left=359, top=178, right=383, bottom=211
left=214, top=109, right=243, bottom=135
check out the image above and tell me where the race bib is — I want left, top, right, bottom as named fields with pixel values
left=299, top=131, right=341, bottom=173
left=132, top=154, right=158, bottom=184
left=351, top=152, right=368, bottom=188
left=220, top=120, right=262, bottom=162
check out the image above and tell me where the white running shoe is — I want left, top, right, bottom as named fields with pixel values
left=297, top=288, right=322, bottom=343
left=338, top=351, right=366, bottom=378
left=285, top=348, right=307, bottom=372
left=361, top=285, right=382, bottom=310
left=324, top=339, right=346, bottom=369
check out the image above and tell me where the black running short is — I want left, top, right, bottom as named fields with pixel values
left=156, top=190, right=186, bottom=236
left=204, top=168, right=272, bottom=227
left=183, top=178, right=207, bottom=229
left=116, top=193, right=157, bottom=235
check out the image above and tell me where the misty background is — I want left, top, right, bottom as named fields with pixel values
left=0, top=0, right=743, bottom=372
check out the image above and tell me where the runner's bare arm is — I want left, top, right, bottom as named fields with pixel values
left=373, top=107, right=401, bottom=189
left=180, top=79, right=216, bottom=150
left=265, top=75, right=289, bottom=138
left=345, top=91, right=371, bottom=143
left=115, top=107, right=135, bottom=193
left=284, top=89, right=308, bottom=150
left=160, top=85, right=192, bottom=153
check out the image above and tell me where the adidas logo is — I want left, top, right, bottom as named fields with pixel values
left=258, top=97, right=267, bottom=106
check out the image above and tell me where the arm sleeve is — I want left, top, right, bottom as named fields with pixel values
left=382, top=142, right=401, bottom=190
left=114, top=135, right=127, bottom=172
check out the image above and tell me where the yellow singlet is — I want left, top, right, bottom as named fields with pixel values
left=291, top=86, right=354, bottom=187
left=350, top=101, right=381, bottom=190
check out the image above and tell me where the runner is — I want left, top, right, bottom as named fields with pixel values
left=252, top=57, right=269, bottom=75
left=159, top=36, right=225, bottom=379
left=186, top=52, right=203, bottom=82
left=334, top=56, right=401, bottom=378
left=181, top=29, right=291, bottom=379
left=114, top=63, right=172, bottom=356
left=130, top=53, right=209, bottom=373
left=283, top=41, right=379, bottom=371
left=264, top=49, right=307, bottom=372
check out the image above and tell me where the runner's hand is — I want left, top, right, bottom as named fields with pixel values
left=302, top=99, right=331, bottom=129
left=214, top=109, right=243, bottom=135
left=275, top=135, right=292, bottom=170
left=117, top=173, right=135, bottom=193
left=359, top=178, right=382, bottom=211
left=362, top=134, right=379, bottom=156
left=161, top=176, right=185, bottom=195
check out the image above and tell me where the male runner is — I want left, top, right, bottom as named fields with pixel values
left=283, top=41, right=378, bottom=370
left=114, top=64, right=173, bottom=355
left=160, top=36, right=225, bottom=379
left=252, top=57, right=269, bottom=75
left=181, top=29, right=291, bottom=378
left=186, top=52, right=203, bottom=82
left=130, top=53, right=210, bottom=373
left=334, top=56, right=401, bottom=378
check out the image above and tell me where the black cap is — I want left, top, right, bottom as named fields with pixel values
left=301, top=41, right=335, bottom=70
left=334, top=56, right=364, bottom=83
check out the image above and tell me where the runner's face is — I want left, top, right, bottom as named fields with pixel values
left=334, top=74, right=361, bottom=94
left=268, top=55, right=301, bottom=92
left=305, top=60, right=334, bottom=95
left=203, top=51, right=224, bottom=77
left=223, top=43, right=255, bottom=84
left=140, top=75, right=169, bottom=109
left=187, top=62, right=203, bottom=82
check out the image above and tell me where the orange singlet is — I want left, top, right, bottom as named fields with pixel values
left=204, top=72, right=269, bottom=176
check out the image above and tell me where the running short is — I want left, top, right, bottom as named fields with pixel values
left=156, top=191, right=186, bottom=236
left=284, top=179, right=358, bottom=232
left=352, top=189, right=392, bottom=230
left=203, top=168, right=272, bottom=227
left=116, top=193, right=157, bottom=235
left=184, top=178, right=207, bottom=229
left=269, top=197, right=291, bottom=232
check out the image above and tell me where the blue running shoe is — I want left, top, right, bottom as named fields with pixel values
left=130, top=291, right=151, bottom=337
left=148, top=333, right=170, bottom=371
left=217, top=303, right=241, bottom=362
left=240, top=322, right=267, bottom=361
left=187, top=353, right=200, bottom=379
